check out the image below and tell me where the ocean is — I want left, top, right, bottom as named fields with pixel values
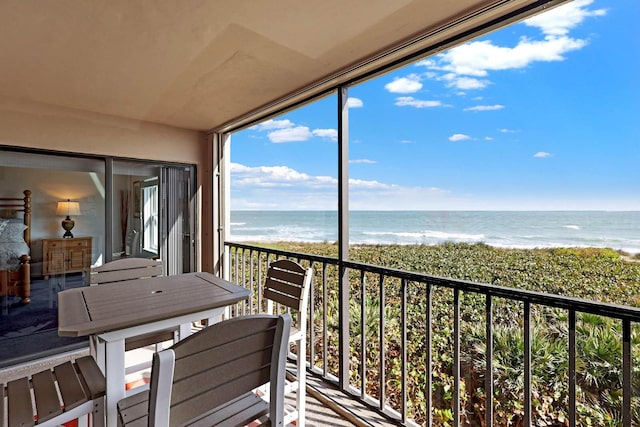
left=230, top=211, right=640, bottom=255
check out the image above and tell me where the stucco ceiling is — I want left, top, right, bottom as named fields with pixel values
left=0, top=0, right=565, bottom=132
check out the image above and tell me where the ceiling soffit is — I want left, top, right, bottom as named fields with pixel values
left=0, top=0, right=569, bottom=132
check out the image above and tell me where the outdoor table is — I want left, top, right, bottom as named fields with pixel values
left=58, top=272, right=251, bottom=427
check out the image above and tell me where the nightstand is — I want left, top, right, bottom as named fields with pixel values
left=42, top=236, right=93, bottom=281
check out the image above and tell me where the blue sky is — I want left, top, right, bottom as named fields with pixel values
left=231, top=0, right=639, bottom=211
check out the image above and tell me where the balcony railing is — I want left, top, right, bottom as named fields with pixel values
left=224, top=241, right=639, bottom=427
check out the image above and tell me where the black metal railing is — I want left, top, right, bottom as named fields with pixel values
left=225, top=241, right=639, bottom=427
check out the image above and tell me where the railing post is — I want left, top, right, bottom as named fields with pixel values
left=485, top=296, right=493, bottom=427
left=380, top=274, right=387, bottom=413
left=322, top=262, right=329, bottom=376
left=360, top=270, right=367, bottom=398
left=426, top=283, right=432, bottom=426
left=401, top=278, right=408, bottom=424
left=524, top=302, right=531, bottom=427
left=337, top=85, right=350, bottom=390
left=453, top=288, right=460, bottom=427
left=622, top=319, right=631, bottom=427
left=568, top=310, right=576, bottom=427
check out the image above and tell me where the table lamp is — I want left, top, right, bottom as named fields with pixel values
left=56, top=199, right=81, bottom=238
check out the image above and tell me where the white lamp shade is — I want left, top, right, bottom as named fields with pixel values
left=56, top=200, right=81, bottom=216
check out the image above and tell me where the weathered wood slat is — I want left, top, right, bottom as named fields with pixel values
left=74, top=356, right=107, bottom=401
left=31, top=370, right=62, bottom=423
left=124, top=330, right=175, bottom=352
left=264, top=287, right=299, bottom=309
left=265, top=276, right=303, bottom=299
left=53, top=362, right=87, bottom=412
left=91, top=258, right=162, bottom=285
left=91, top=266, right=163, bottom=285
left=91, top=258, right=161, bottom=273
left=190, top=393, right=269, bottom=426
left=117, top=390, right=150, bottom=427
left=0, top=383, right=5, bottom=427
left=268, top=266, right=305, bottom=285
left=7, top=377, right=34, bottom=427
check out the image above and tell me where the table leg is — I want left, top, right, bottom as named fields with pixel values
left=178, top=322, right=192, bottom=340
left=91, top=336, right=105, bottom=372
left=104, top=339, right=126, bottom=427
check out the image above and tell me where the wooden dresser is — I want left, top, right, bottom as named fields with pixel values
left=42, top=237, right=93, bottom=281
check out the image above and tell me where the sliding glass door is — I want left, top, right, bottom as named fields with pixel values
left=0, top=149, right=196, bottom=367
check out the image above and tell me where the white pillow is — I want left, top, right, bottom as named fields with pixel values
left=0, top=219, right=27, bottom=243
left=0, top=241, right=30, bottom=270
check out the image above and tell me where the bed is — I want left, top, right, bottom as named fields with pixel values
left=0, top=189, right=31, bottom=312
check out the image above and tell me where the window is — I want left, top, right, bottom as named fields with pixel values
left=142, top=179, right=159, bottom=254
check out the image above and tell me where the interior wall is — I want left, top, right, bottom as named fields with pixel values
left=0, top=98, right=211, bottom=272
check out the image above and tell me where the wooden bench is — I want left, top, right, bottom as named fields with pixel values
left=1, top=356, right=105, bottom=427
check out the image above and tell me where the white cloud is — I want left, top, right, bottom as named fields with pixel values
left=231, top=163, right=313, bottom=187
left=231, top=163, right=339, bottom=189
left=464, top=104, right=504, bottom=111
left=349, top=159, right=377, bottom=164
left=230, top=163, right=468, bottom=210
left=442, top=74, right=488, bottom=89
left=385, top=74, right=423, bottom=93
left=534, top=151, right=552, bottom=158
left=231, top=162, right=396, bottom=193
left=349, top=178, right=395, bottom=189
left=268, top=126, right=313, bottom=143
left=400, top=140, right=415, bottom=144
left=251, top=119, right=294, bottom=131
left=348, top=97, right=364, bottom=108
left=253, top=119, right=338, bottom=143
left=416, top=0, right=603, bottom=90
left=449, top=133, right=471, bottom=142
left=312, top=128, right=338, bottom=141
left=524, top=0, right=607, bottom=36
left=484, top=136, right=494, bottom=141
left=434, top=37, right=586, bottom=78
left=499, top=128, right=517, bottom=133
left=394, top=97, right=442, bottom=108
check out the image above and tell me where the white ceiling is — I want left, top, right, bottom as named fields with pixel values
left=0, top=0, right=565, bottom=132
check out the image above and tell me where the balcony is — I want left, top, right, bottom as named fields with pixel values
left=225, top=241, right=640, bottom=427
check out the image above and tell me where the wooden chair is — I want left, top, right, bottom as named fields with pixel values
left=263, top=259, right=313, bottom=427
left=0, top=356, right=105, bottom=427
left=117, top=314, right=291, bottom=427
left=90, top=258, right=175, bottom=352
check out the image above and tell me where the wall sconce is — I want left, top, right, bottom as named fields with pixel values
left=56, top=199, right=81, bottom=238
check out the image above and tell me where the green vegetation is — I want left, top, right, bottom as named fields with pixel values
left=234, top=242, right=640, bottom=426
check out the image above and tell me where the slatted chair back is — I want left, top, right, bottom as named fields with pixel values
left=1, top=356, right=105, bottom=427
left=90, top=258, right=163, bottom=285
left=117, top=314, right=291, bottom=427
left=263, top=259, right=313, bottom=427
left=264, top=259, right=313, bottom=331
